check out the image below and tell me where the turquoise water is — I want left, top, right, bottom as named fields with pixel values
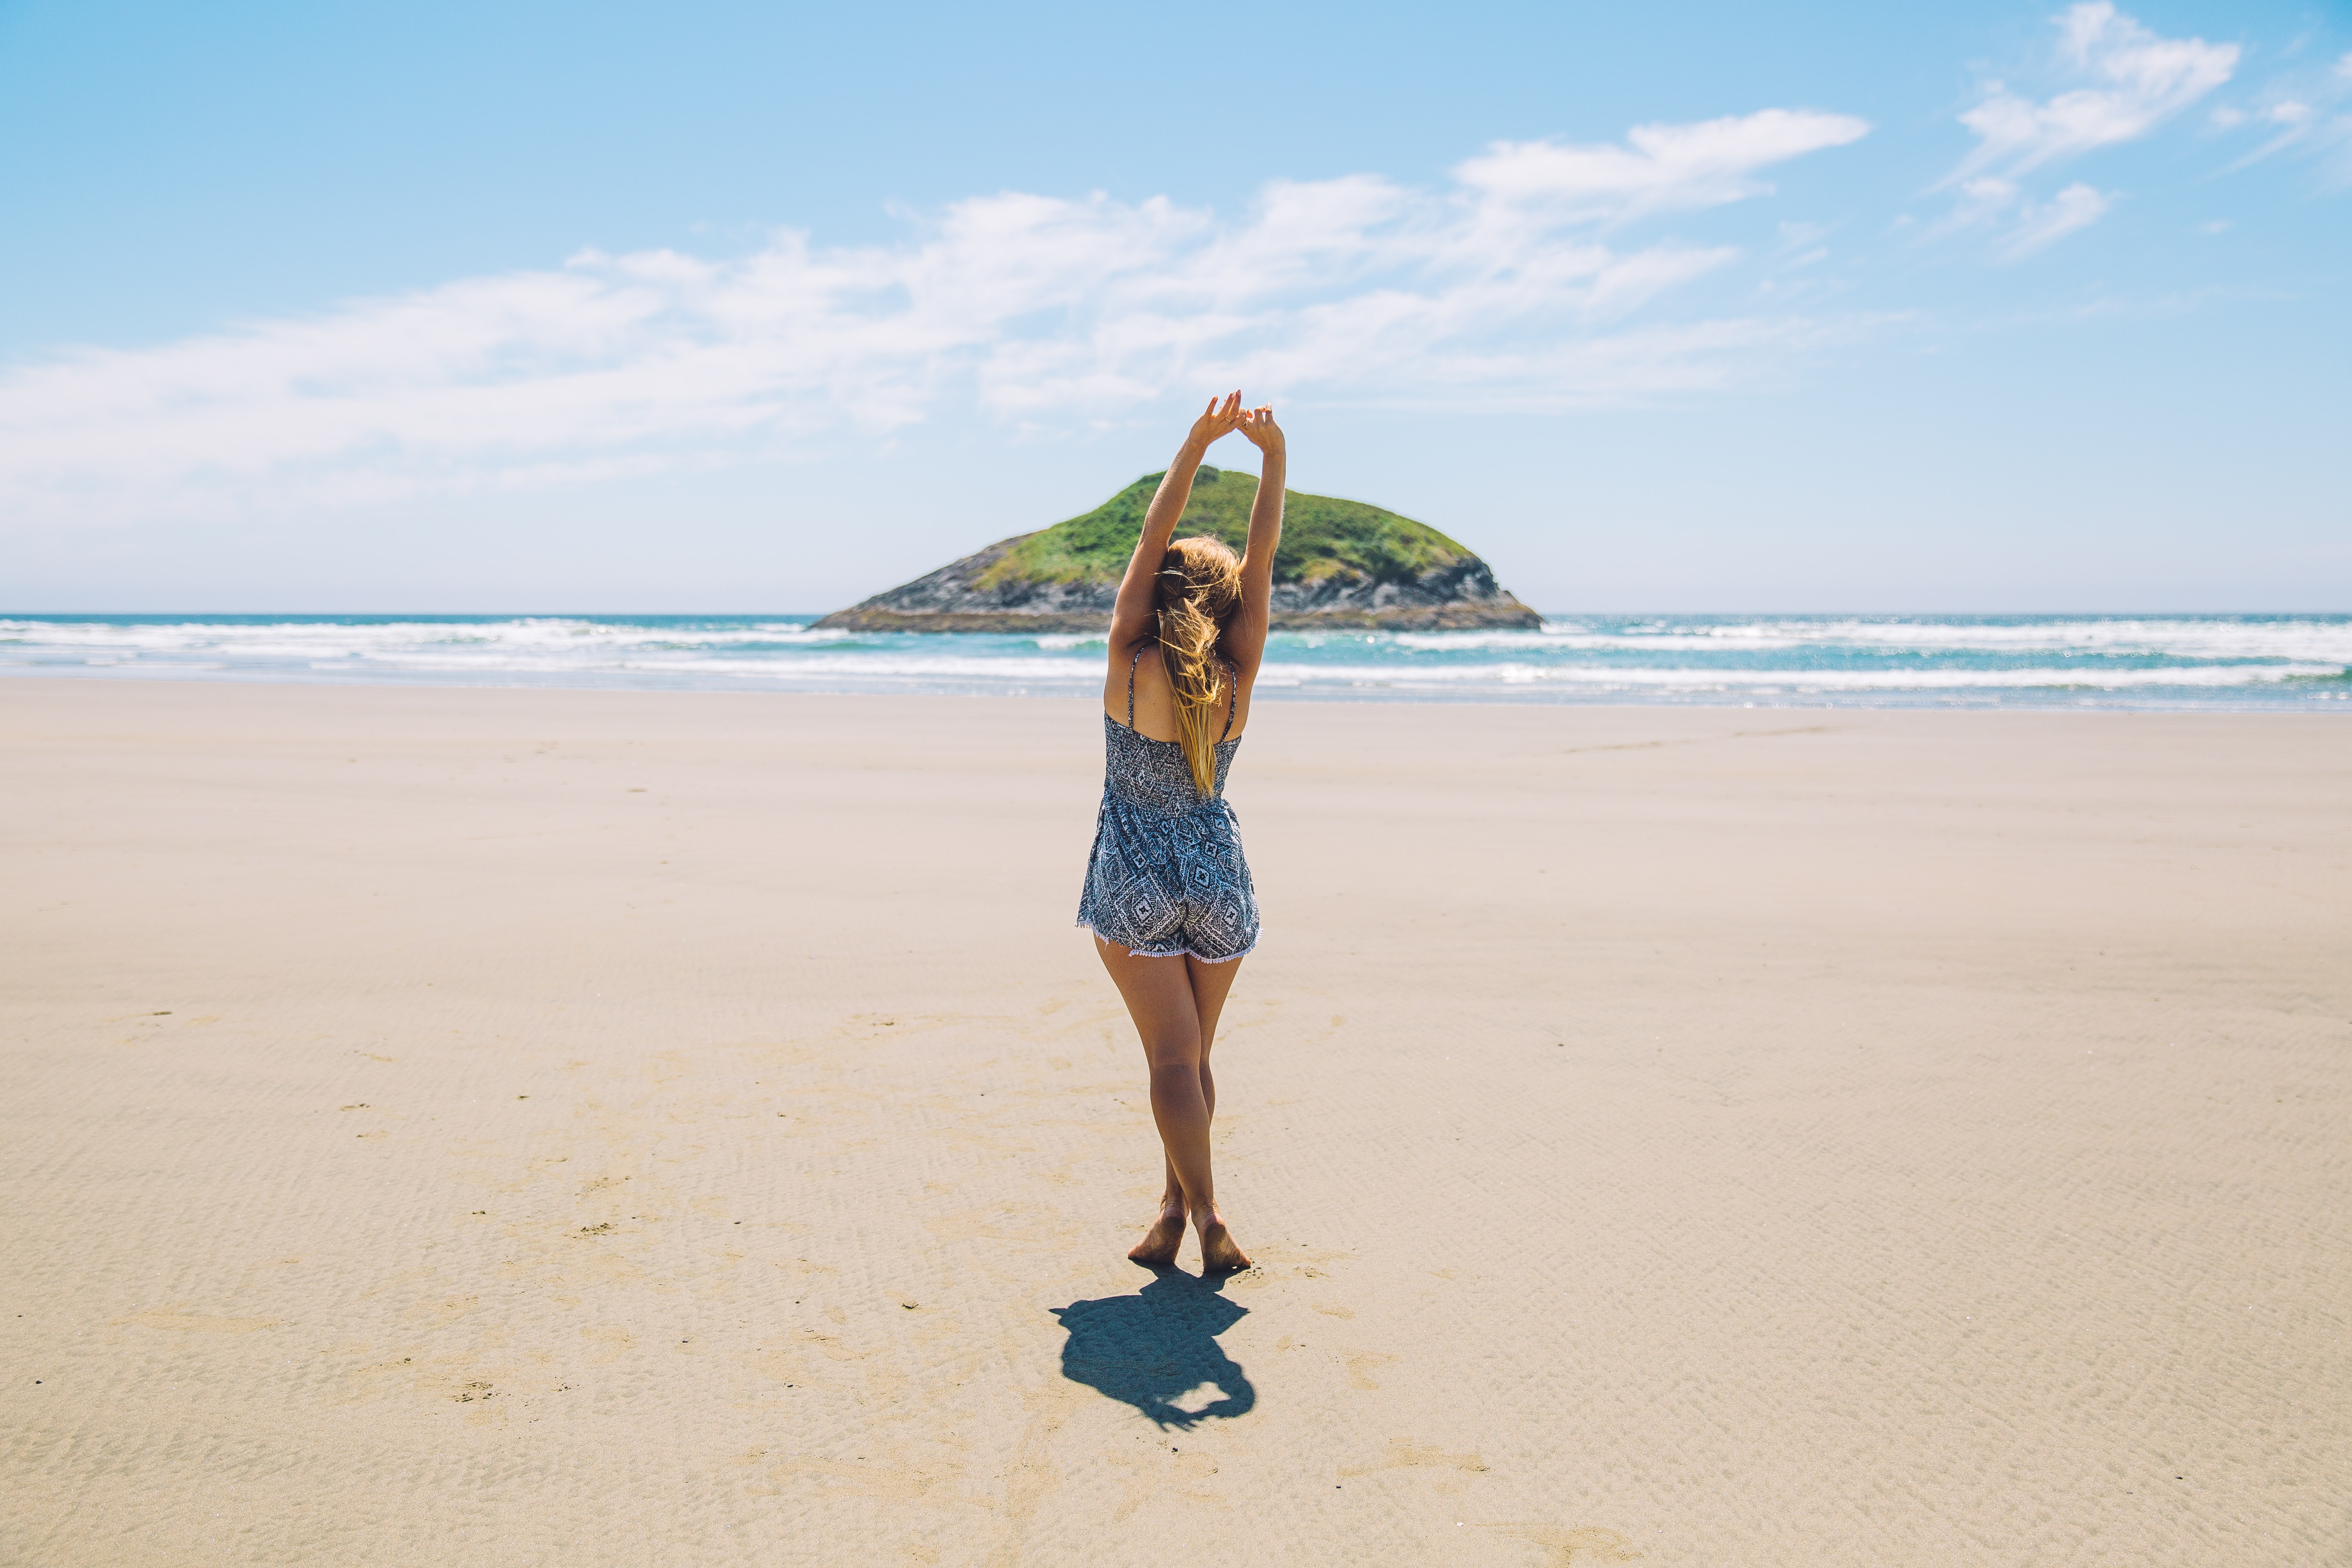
left=3, top=613, right=2348, bottom=709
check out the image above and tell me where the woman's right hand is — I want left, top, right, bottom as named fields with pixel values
left=1186, top=391, right=1246, bottom=451
left=1236, top=404, right=1283, bottom=455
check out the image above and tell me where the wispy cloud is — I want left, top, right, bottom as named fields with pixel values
left=2000, top=182, right=2116, bottom=258
left=1934, top=4, right=2232, bottom=259
left=0, top=113, right=1869, bottom=525
left=1953, top=2, right=2237, bottom=181
left=1453, top=109, right=1869, bottom=220
left=2214, top=48, right=2352, bottom=182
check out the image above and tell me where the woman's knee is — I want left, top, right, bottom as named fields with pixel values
left=1141, top=1027, right=1203, bottom=1071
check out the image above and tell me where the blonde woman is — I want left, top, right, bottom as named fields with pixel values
left=1077, top=390, right=1284, bottom=1274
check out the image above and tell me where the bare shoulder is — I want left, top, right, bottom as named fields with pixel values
left=1105, top=630, right=1154, bottom=677
left=1102, top=631, right=1157, bottom=712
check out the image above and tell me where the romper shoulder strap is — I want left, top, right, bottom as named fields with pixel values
left=1219, top=658, right=1239, bottom=742
left=1126, top=643, right=1145, bottom=730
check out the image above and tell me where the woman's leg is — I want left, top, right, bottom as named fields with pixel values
left=1182, top=954, right=1249, bottom=1271
left=1180, top=949, right=1238, bottom=1159
left=1094, top=937, right=1251, bottom=1270
left=1155, top=952, right=1240, bottom=1217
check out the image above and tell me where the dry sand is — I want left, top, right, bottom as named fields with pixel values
left=3, top=677, right=2347, bottom=1567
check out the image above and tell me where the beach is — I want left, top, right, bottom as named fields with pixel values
left=4, top=676, right=2347, bottom=1565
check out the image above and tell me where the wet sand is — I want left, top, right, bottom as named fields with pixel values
left=3, top=677, right=2347, bottom=1566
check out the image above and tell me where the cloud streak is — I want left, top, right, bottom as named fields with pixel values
left=1999, top=182, right=2115, bottom=258
left=0, top=112, right=1869, bottom=525
left=1454, top=109, right=1869, bottom=219
left=1953, top=2, right=2237, bottom=181
left=2215, top=49, right=2352, bottom=183
left=1934, top=3, right=2233, bottom=259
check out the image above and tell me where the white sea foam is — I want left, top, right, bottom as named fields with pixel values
left=1392, top=617, right=2352, bottom=661
left=1253, top=661, right=2341, bottom=691
left=3, top=615, right=2344, bottom=707
left=0, top=617, right=848, bottom=656
left=376, top=652, right=1112, bottom=681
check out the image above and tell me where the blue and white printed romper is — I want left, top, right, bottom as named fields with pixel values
left=1075, top=645, right=1261, bottom=963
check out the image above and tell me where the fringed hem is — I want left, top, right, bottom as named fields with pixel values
left=1076, top=920, right=1256, bottom=965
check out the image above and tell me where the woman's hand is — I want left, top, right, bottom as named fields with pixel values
left=1236, top=404, right=1284, bottom=455
left=1185, top=391, right=1246, bottom=452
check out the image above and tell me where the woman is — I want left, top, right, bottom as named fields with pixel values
left=1077, top=390, right=1284, bottom=1274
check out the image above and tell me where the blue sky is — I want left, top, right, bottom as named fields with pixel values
left=2, top=0, right=2347, bottom=612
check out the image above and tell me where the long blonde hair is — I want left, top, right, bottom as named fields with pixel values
left=1154, top=535, right=1244, bottom=796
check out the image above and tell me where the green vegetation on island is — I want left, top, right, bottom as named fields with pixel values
left=976, top=468, right=1476, bottom=589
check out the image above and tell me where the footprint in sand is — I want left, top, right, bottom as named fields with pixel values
left=112, top=1307, right=279, bottom=1334
left=1478, top=1524, right=1640, bottom=1565
left=762, top=1455, right=944, bottom=1501
left=580, top=1325, right=634, bottom=1365
left=1339, top=1437, right=1488, bottom=1477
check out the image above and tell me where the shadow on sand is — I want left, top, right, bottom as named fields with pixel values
left=1048, top=1268, right=1256, bottom=1429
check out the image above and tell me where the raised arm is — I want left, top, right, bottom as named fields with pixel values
left=1109, top=392, right=1245, bottom=652
left=1223, top=404, right=1286, bottom=674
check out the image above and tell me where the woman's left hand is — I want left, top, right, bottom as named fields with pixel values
left=1185, top=392, right=1247, bottom=452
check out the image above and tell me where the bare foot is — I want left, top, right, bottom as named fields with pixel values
left=1128, top=1208, right=1186, bottom=1266
left=1195, top=1213, right=1251, bottom=1273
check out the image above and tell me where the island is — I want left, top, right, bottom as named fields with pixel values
left=815, top=468, right=1542, bottom=632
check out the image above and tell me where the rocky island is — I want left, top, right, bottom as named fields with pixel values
left=816, top=468, right=1541, bottom=632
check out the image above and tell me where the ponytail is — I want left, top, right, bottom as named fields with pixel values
left=1153, top=536, right=1245, bottom=795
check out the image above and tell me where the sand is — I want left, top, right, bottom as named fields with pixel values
left=2, top=677, right=2346, bottom=1567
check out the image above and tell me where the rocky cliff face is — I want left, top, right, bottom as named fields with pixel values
left=818, top=536, right=1537, bottom=631
left=816, top=472, right=1542, bottom=632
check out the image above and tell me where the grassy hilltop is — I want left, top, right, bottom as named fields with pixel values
left=975, top=468, right=1475, bottom=590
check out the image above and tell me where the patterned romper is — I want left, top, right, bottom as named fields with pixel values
left=1075, top=645, right=1261, bottom=963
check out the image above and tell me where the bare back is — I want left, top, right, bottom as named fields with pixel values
left=1103, top=637, right=1256, bottom=744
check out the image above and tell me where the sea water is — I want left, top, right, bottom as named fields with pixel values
left=3, top=614, right=2347, bottom=709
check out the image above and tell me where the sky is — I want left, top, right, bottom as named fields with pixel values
left=2, top=0, right=2347, bottom=613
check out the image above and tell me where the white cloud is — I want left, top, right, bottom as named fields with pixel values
left=1952, top=2, right=2237, bottom=180
left=1936, top=5, right=2222, bottom=259
left=1770, top=220, right=1833, bottom=271
left=0, top=115, right=1870, bottom=525
left=2216, top=48, right=2352, bottom=179
left=1947, top=176, right=2022, bottom=227
left=1938, top=171, right=2115, bottom=258
left=1453, top=109, right=1870, bottom=221
left=1999, top=183, right=2115, bottom=259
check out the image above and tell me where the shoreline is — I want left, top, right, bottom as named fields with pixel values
left=4, top=668, right=2346, bottom=715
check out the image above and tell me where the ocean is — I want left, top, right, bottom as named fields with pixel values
left=3, top=614, right=2347, bottom=710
